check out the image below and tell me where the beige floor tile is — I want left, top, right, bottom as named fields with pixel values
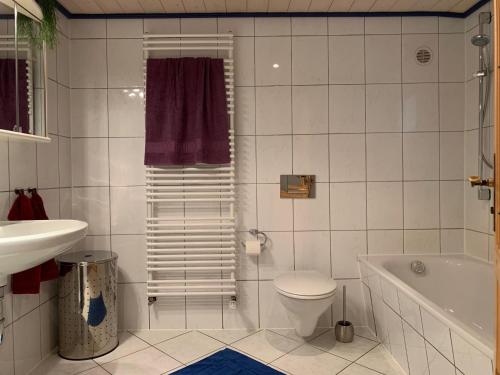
left=356, top=345, right=406, bottom=375
left=94, top=332, right=150, bottom=364
left=310, top=330, right=379, bottom=361
left=102, top=347, right=181, bottom=375
left=200, top=329, right=259, bottom=345
left=30, top=354, right=97, bottom=375
left=339, top=363, right=383, bottom=374
left=129, top=330, right=189, bottom=345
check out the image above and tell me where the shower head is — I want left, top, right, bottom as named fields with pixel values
left=471, top=34, right=490, bottom=47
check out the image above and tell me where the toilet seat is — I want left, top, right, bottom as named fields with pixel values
left=274, top=271, right=337, bottom=300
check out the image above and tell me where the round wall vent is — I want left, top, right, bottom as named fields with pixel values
left=415, top=47, right=432, bottom=65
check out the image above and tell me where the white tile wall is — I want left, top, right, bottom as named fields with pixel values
left=66, top=15, right=470, bottom=332
left=0, top=12, right=71, bottom=373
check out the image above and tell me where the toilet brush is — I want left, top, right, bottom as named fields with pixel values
left=335, top=285, right=354, bottom=343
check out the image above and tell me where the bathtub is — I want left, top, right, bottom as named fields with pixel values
left=358, top=254, right=494, bottom=375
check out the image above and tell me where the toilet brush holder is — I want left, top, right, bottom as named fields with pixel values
left=335, top=285, right=354, bottom=343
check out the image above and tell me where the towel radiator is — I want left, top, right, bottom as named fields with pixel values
left=143, top=34, right=236, bottom=300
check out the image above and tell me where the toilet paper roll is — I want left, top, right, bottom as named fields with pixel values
left=245, top=240, right=261, bottom=256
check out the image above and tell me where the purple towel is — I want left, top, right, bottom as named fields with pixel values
left=0, top=59, right=29, bottom=133
left=145, top=57, right=230, bottom=166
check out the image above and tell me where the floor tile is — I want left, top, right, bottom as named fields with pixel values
left=339, top=363, right=382, bottom=375
left=155, top=331, right=225, bottom=364
left=270, top=327, right=329, bottom=343
left=102, top=347, right=181, bottom=375
left=129, top=330, right=189, bottom=345
left=356, top=346, right=406, bottom=375
left=94, top=332, right=150, bottom=364
left=231, top=330, right=302, bottom=363
left=310, top=330, right=379, bottom=361
left=78, top=367, right=110, bottom=375
left=200, top=329, right=258, bottom=345
left=353, top=327, right=378, bottom=342
left=30, top=354, right=97, bottom=375
left=271, top=344, right=351, bottom=375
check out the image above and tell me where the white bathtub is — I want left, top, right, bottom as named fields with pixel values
left=359, top=254, right=494, bottom=375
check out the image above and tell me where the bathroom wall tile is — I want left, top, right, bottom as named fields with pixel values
left=13, top=308, right=41, bottom=375
left=294, top=231, right=331, bottom=276
left=218, top=18, right=254, bottom=36
left=36, top=136, right=59, bottom=189
left=223, top=281, right=259, bottom=329
left=451, top=332, right=493, bottom=375
left=367, top=230, right=404, bottom=254
left=150, top=298, right=186, bottom=329
left=257, top=184, right=293, bottom=231
left=292, top=85, right=328, bottom=134
left=40, top=189, right=60, bottom=219
left=330, top=134, right=366, bottom=182
left=108, top=88, right=145, bottom=137
left=426, top=341, right=456, bottom=375
left=367, top=182, right=403, bottom=230
left=46, top=80, right=58, bottom=135
left=465, top=80, right=479, bottom=130
left=421, top=308, right=454, bottom=362
left=72, top=187, right=111, bottom=235
left=258, top=231, right=294, bottom=280
left=107, top=19, right=143, bottom=38
left=235, top=184, right=257, bottom=232
left=404, top=181, right=440, bottom=229
left=403, top=321, right=429, bottom=375
left=57, top=84, right=71, bottom=137
left=403, top=17, right=438, bottom=34
left=403, top=83, right=439, bottom=132
left=59, top=188, right=72, bottom=219
left=0, top=141, right=7, bottom=191
left=57, top=35, right=70, bottom=87
left=465, top=230, right=489, bottom=260
left=399, top=290, right=423, bottom=334
left=441, top=229, right=465, bottom=253
left=291, top=17, right=327, bottom=35
left=12, top=292, right=39, bottom=322
left=236, top=232, right=259, bottom=280
left=332, top=279, right=366, bottom=327
left=58, top=137, right=71, bottom=188
left=70, top=89, right=108, bottom=137
left=70, top=39, right=107, bottom=88
left=46, top=44, right=57, bottom=82
left=439, top=17, right=464, bottom=33
left=365, top=84, right=402, bottom=133
left=439, top=33, right=465, bottom=82
left=256, top=136, right=292, bottom=183
left=8, top=141, right=36, bottom=190
left=464, top=184, right=490, bottom=233
left=235, top=136, right=257, bottom=183
left=464, top=130, right=478, bottom=178
left=440, top=181, right=464, bottom=228
left=71, top=19, right=106, bottom=38
left=110, top=186, right=146, bottom=234
left=365, top=17, right=401, bottom=34
left=331, top=182, right=366, bottom=230
left=256, top=86, right=291, bottom=135
left=255, top=37, right=291, bottom=85
left=180, top=18, right=217, bottom=33
left=440, top=83, right=464, bottom=132
left=380, top=278, right=399, bottom=313
left=235, top=87, right=256, bottom=135
left=112, top=235, right=147, bottom=283
left=144, top=19, right=180, bottom=34
left=328, top=17, right=364, bottom=35
left=40, top=298, right=58, bottom=358
left=0, top=325, right=14, bottom=375
left=330, top=84, right=366, bottom=133
left=255, top=18, right=291, bottom=36
left=331, top=231, right=367, bottom=279
left=329, top=36, right=365, bottom=84
left=294, top=183, right=330, bottom=231
left=440, top=132, right=464, bottom=180
left=186, top=296, right=222, bottom=329
left=292, top=135, right=329, bottom=182
left=109, top=138, right=145, bottom=186
left=292, top=36, right=328, bottom=85
left=384, top=304, right=409, bottom=374
left=402, top=34, right=439, bottom=83
left=118, top=283, right=149, bottom=330
left=403, top=132, right=439, bottom=180
left=107, top=39, right=143, bottom=88
left=0, top=193, right=9, bottom=220
left=365, top=35, right=402, bottom=84
left=366, top=133, right=402, bottom=181
left=259, top=280, right=292, bottom=328
left=71, top=138, right=109, bottom=187
left=234, top=37, right=255, bottom=86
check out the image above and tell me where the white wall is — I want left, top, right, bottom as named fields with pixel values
left=0, top=12, right=72, bottom=375
left=68, top=15, right=468, bottom=331
left=464, top=3, right=496, bottom=262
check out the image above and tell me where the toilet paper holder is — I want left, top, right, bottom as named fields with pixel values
left=241, top=229, right=269, bottom=251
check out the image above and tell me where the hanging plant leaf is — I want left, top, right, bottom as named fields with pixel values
left=17, top=0, right=57, bottom=49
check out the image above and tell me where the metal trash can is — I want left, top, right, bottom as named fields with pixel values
left=57, top=251, right=118, bottom=360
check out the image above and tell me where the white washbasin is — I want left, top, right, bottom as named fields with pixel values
left=0, top=220, right=88, bottom=285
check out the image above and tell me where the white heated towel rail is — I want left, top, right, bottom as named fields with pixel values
left=143, top=34, right=236, bottom=300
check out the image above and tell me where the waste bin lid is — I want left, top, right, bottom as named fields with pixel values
left=57, top=251, right=118, bottom=265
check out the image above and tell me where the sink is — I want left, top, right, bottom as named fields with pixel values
left=0, top=220, right=88, bottom=285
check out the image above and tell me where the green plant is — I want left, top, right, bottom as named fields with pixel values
left=17, top=0, right=57, bottom=49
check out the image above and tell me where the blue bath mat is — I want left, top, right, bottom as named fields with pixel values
left=172, top=348, right=284, bottom=374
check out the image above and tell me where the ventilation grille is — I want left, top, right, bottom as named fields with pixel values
left=415, top=47, right=432, bottom=65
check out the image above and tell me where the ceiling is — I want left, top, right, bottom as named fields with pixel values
left=57, top=0, right=483, bottom=15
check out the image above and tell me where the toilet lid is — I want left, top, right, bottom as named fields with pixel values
left=274, top=271, right=337, bottom=298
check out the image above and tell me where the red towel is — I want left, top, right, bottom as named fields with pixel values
left=9, top=190, right=59, bottom=294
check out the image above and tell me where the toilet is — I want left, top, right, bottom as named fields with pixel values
left=274, top=270, right=337, bottom=337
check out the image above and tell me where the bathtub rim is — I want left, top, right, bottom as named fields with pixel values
left=358, top=253, right=494, bottom=360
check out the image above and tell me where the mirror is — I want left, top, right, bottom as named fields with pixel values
left=0, top=0, right=48, bottom=142
left=280, top=175, right=315, bottom=199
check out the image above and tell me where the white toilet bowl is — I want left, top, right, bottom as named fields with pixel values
left=274, top=270, right=337, bottom=337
